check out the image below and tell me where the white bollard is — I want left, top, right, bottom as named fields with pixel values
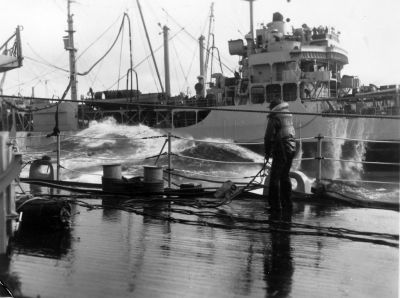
left=102, top=164, right=122, bottom=180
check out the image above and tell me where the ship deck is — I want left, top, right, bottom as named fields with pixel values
left=1, top=194, right=398, bottom=298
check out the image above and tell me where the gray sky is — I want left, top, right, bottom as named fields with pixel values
left=1, top=0, right=399, bottom=98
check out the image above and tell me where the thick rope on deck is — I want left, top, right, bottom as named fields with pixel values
left=166, top=169, right=261, bottom=185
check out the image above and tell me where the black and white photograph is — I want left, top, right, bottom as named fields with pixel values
left=0, top=0, right=399, bottom=297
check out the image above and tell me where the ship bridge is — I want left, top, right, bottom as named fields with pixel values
left=290, top=45, right=349, bottom=65
left=227, top=12, right=352, bottom=100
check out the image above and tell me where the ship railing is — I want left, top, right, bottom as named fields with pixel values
left=14, top=132, right=400, bottom=189
left=312, top=134, right=400, bottom=185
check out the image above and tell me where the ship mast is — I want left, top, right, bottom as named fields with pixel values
left=163, top=25, right=171, bottom=97
left=244, top=0, right=255, bottom=42
left=203, top=2, right=214, bottom=84
left=65, top=0, right=78, bottom=101
left=198, top=35, right=205, bottom=97
left=198, top=35, right=205, bottom=78
left=136, top=0, right=165, bottom=95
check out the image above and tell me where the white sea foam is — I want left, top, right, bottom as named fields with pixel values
left=58, top=119, right=265, bottom=184
left=325, top=118, right=366, bottom=180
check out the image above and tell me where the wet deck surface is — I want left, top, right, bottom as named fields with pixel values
left=1, top=197, right=398, bottom=298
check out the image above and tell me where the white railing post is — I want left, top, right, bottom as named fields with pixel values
left=167, top=133, right=172, bottom=188
left=315, top=134, right=324, bottom=183
left=57, top=133, right=61, bottom=180
left=316, top=134, right=324, bottom=183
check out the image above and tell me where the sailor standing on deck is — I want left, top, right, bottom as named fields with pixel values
left=264, top=97, right=296, bottom=214
left=194, top=76, right=204, bottom=99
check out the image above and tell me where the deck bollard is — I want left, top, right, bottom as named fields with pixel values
left=101, top=164, right=122, bottom=192
left=143, top=166, right=164, bottom=193
left=316, top=134, right=323, bottom=183
left=144, top=166, right=163, bottom=182
left=103, top=164, right=122, bottom=180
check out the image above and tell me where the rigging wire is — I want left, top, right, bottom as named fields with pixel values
left=25, top=56, right=69, bottom=74
left=77, top=13, right=130, bottom=76
left=24, top=61, right=66, bottom=97
left=25, top=42, right=69, bottom=72
left=117, top=25, right=125, bottom=90
left=76, top=13, right=122, bottom=61
left=171, top=33, right=199, bottom=93
left=13, top=13, right=124, bottom=93
left=134, top=28, right=185, bottom=70
left=80, top=56, right=107, bottom=91
left=135, top=12, right=160, bottom=93
left=53, top=0, right=65, bottom=13
left=2, top=66, right=61, bottom=93
left=106, top=27, right=185, bottom=91
left=136, top=0, right=164, bottom=94
left=180, top=44, right=198, bottom=94
left=12, top=59, right=51, bottom=94
left=171, top=40, right=186, bottom=92
left=161, top=7, right=234, bottom=75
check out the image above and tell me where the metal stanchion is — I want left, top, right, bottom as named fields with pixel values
left=57, top=133, right=61, bottom=180
left=316, top=134, right=323, bottom=182
left=167, top=133, right=172, bottom=188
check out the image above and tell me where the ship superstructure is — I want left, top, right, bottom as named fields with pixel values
left=229, top=12, right=350, bottom=104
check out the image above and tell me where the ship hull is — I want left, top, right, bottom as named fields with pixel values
left=167, top=101, right=400, bottom=143
left=164, top=100, right=399, bottom=175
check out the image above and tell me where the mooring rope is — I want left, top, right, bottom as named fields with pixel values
left=170, top=168, right=262, bottom=181
left=166, top=169, right=261, bottom=185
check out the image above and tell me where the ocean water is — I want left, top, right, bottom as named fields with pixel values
left=26, top=118, right=266, bottom=187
